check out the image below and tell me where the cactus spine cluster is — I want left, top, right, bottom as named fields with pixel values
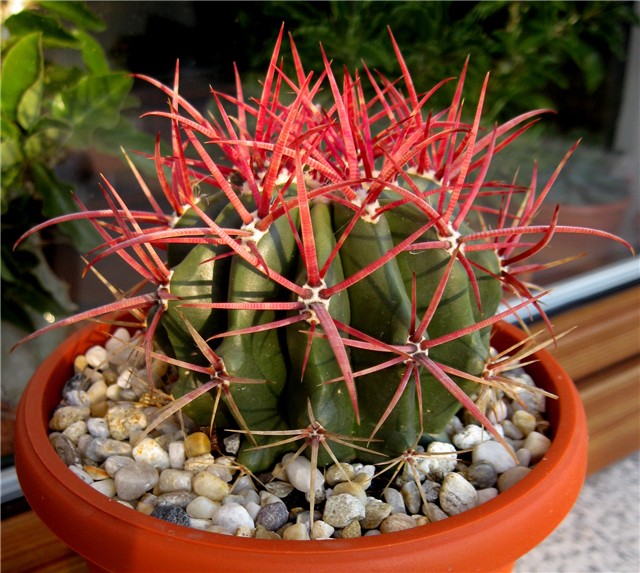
left=18, top=28, right=631, bottom=474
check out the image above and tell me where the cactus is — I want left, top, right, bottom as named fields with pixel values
left=17, top=27, right=631, bottom=475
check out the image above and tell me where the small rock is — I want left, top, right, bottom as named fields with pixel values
left=157, top=491, right=197, bottom=508
left=361, top=499, right=393, bottom=530
left=311, top=520, right=335, bottom=540
left=158, top=469, right=192, bottom=493
left=184, top=432, right=211, bottom=458
left=472, top=440, right=517, bottom=474
left=49, top=433, right=82, bottom=466
left=439, top=473, right=478, bottom=516
left=282, top=523, right=310, bottom=540
left=466, top=461, right=498, bottom=489
left=332, top=481, right=367, bottom=505
left=379, top=514, right=417, bottom=533
left=523, top=431, right=551, bottom=463
left=104, top=455, right=135, bottom=477
left=114, top=461, right=159, bottom=501
left=341, top=520, right=362, bottom=538
left=212, top=502, right=255, bottom=534
left=85, top=345, right=109, bottom=369
left=84, top=466, right=109, bottom=480
left=497, top=466, right=532, bottom=492
left=86, top=417, right=110, bottom=439
left=264, top=480, right=294, bottom=498
left=132, top=438, right=170, bottom=470
left=90, top=478, right=116, bottom=498
left=255, top=502, right=289, bottom=531
left=183, top=453, right=215, bottom=473
left=502, top=419, right=524, bottom=440
left=453, top=424, right=491, bottom=449
left=50, top=406, right=90, bottom=431
left=186, top=496, right=219, bottom=519
left=383, top=487, right=406, bottom=514
left=322, top=493, right=365, bottom=528
left=476, top=488, right=499, bottom=505
left=421, top=442, right=457, bottom=480
left=192, top=471, right=231, bottom=501
left=69, top=464, right=93, bottom=484
left=283, top=453, right=324, bottom=494
left=325, top=463, right=356, bottom=486
left=168, top=441, right=186, bottom=469
left=223, top=433, right=241, bottom=455
left=512, top=410, right=537, bottom=436
left=423, top=502, right=448, bottom=522
left=516, top=448, right=532, bottom=467
left=400, top=481, right=423, bottom=515
left=150, top=504, right=191, bottom=527
left=86, top=437, right=132, bottom=461
left=255, top=525, right=281, bottom=539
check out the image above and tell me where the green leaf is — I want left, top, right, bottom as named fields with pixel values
left=39, top=1, right=106, bottom=32
left=2, top=11, right=79, bottom=49
left=72, top=28, right=110, bottom=74
left=24, top=118, right=73, bottom=161
left=51, top=72, right=134, bottom=147
left=0, top=118, right=25, bottom=193
left=31, top=162, right=101, bottom=253
left=0, top=33, right=42, bottom=122
left=17, top=70, right=44, bottom=131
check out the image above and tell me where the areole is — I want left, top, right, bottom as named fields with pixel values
left=15, top=318, right=587, bottom=573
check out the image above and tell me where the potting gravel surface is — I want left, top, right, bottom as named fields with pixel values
left=47, top=327, right=553, bottom=540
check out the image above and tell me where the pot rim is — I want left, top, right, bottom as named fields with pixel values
left=15, top=318, right=587, bottom=566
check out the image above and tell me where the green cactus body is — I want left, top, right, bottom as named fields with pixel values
left=17, top=28, right=631, bottom=490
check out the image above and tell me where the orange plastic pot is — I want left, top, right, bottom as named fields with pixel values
left=15, top=320, right=587, bottom=573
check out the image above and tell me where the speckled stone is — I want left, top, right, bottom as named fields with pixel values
left=49, top=433, right=82, bottom=466
left=150, top=504, right=191, bottom=527
left=341, top=519, right=362, bottom=538
left=322, top=494, right=365, bottom=528
left=50, top=406, right=90, bottom=431
left=255, top=502, right=289, bottom=531
left=132, top=437, right=170, bottom=470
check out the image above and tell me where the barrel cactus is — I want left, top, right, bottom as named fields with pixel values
left=18, top=28, right=630, bottom=476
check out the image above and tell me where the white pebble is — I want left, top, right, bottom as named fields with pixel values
left=212, top=502, right=254, bottom=535
left=91, top=478, right=116, bottom=498
left=132, top=438, right=170, bottom=470
left=85, top=345, right=109, bottom=369
left=516, top=448, right=532, bottom=467
left=420, top=442, right=457, bottom=480
left=158, top=469, right=193, bottom=493
left=192, top=471, right=231, bottom=501
left=383, top=487, right=406, bottom=514
left=472, top=440, right=517, bottom=474
left=186, top=496, right=219, bottom=519
left=283, top=453, right=324, bottom=494
left=87, top=417, right=110, bottom=438
left=69, top=464, right=93, bottom=484
left=168, top=441, right=186, bottom=469
left=439, top=473, right=477, bottom=516
left=322, top=493, right=365, bottom=528
left=283, top=523, right=310, bottom=540
left=311, top=520, right=335, bottom=540
left=453, top=425, right=491, bottom=449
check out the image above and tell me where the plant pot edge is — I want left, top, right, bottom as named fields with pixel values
left=14, top=319, right=587, bottom=573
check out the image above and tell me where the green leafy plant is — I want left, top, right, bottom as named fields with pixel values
left=17, top=28, right=631, bottom=479
left=1, top=0, right=149, bottom=331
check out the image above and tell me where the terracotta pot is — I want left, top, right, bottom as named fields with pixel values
left=15, top=320, right=587, bottom=573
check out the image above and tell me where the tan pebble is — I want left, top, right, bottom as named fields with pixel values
left=414, top=515, right=429, bottom=527
left=325, top=463, right=355, bottom=486
left=49, top=407, right=90, bottom=431
left=90, top=400, right=109, bottom=418
left=183, top=453, right=215, bottom=473
left=341, top=520, right=362, bottom=538
left=235, top=525, right=255, bottom=537
left=103, top=370, right=118, bottom=385
left=282, top=523, right=310, bottom=540
left=332, top=481, right=367, bottom=505
left=192, top=471, right=230, bottom=501
left=379, top=514, right=418, bottom=533
left=74, top=355, right=88, bottom=374
left=512, top=410, right=537, bottom=436
left=185, top=432, right=212, bottom=458
left=86, top=380, right=108, bottom=404
left=354, top=472, right=372, bottom=489
left=255, top=525, right=281, bottom=539
left=522, top=431, right=551, bottom=463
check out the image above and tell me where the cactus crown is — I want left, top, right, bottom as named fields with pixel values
left=18, top=27, right=630, bottom=474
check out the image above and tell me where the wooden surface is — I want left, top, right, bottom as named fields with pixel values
left=2, top=285, right=639, bottom=572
